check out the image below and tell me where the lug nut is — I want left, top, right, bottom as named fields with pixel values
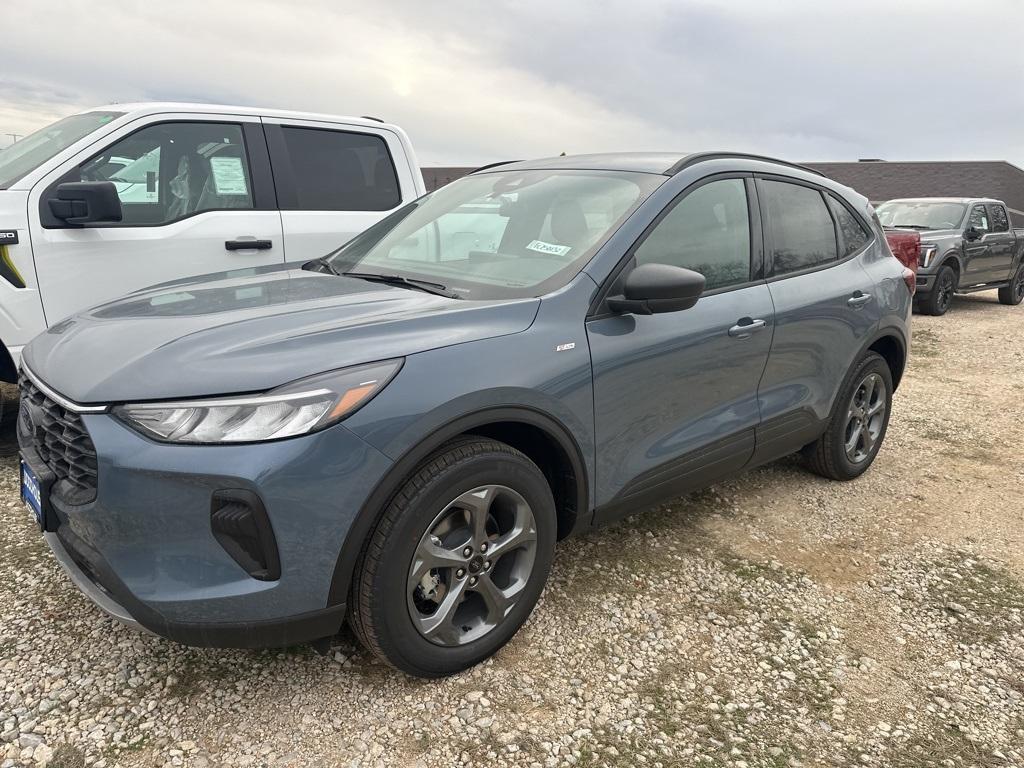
left=480, top=542, right=489, bottom=553
left=462, top=546, right=473, bottom=557
left=483, top=560, right=491, bottom=570
left=456, top=568, right=466, bottom=579
left=469, top=576, right=478, bottom=586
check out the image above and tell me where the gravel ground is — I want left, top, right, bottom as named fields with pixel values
left=2, top=292, right=1024, bottom=768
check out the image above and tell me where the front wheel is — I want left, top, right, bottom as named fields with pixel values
left=998, top=264, right=1024, bottom=306
left=803, top=352, right=893, bottom=481
left=921, top=264, right=956, bottom=316
left=349, top=437, right=556, bottom=677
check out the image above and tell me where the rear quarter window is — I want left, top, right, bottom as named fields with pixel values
left=827, top=195, right=872, bottom=256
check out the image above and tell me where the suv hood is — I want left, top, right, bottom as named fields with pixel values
left=24, top=267, right=540, bottom=403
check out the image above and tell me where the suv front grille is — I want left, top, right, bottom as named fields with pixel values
left=18, top=376, right=98, bottom=505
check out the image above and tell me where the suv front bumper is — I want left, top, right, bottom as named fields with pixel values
left=25, top=410, right=394, bottom=648
left=44, top=527, right=350, bottom=646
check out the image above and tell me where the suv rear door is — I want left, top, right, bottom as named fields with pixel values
left=587, top=174, right=774, bottom=519
left=751, top=177, right=879, bottom=466
left=28, top=112, right=284, bottom=325
left=262, top=119, right=413, bottom=261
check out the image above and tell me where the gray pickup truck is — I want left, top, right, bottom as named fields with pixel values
left=875, top=197, right=1024, bottom=315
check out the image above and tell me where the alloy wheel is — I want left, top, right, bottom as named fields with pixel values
left=936, top=273, right=954, bottom=313
left=844, top=372, right=887, bottom=464
left=1015, top=268, right=1024, bottom=302
left=407, top=485, right=538, bottom=646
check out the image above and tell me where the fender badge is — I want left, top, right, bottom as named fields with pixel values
left=555, top=342, right=576, bottom=352
left=0, top=230, right=18, bottom=245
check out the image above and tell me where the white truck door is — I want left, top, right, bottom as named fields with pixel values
left=27, top=113, right=285, bottom=325
left=260, top=118, right=418, bottom=261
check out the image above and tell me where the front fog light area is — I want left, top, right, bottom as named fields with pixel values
left=113, top=359, right=403, bottom=444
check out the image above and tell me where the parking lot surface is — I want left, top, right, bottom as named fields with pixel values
left=2, top=293, right=1023, bottom=768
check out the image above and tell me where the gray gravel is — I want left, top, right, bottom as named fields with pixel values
left=2, top=292, right=1024, bottom=768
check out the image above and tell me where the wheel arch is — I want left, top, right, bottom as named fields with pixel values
left=940, top=253, right=962, bottom=284
left=327, top=406, right=589, bottom=607
left=0, top=343, right=16, bottom=384
left=865, top=329, right=907, bottom=390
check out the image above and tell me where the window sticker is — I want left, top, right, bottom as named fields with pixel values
left=209, top=156, right=249, bottom=195
left=526, top=239, right=571, bottom=256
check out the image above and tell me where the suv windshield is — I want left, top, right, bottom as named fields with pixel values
left=0, top=110, right=123, bottom=189
left=328, top=169, right=663, bottom=299
left=875, top=201, right=967, bottom=231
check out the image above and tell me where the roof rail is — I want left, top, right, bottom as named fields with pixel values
left=360, top=115, right=385, bottom=123
left=470, top=160, right=518, bottom=174
left=667, top=152, right=825, bottom=178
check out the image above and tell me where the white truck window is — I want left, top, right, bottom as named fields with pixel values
left=72, top=122, right=254, bottom=225
left=271, top=126, right=401, bottom=212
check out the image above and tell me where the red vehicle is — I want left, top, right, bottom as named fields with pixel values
left=884, top=227, right=920, bottom=296
left=884, top=228, right=921, bottom=273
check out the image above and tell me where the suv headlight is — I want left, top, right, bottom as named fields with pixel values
left=920, top=244, right=937, bottom=268
left=113, top=359, right=402, bottom=444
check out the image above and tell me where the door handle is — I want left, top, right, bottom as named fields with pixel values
left=225, top=239, right=273, bottom=251
left=728, top=318, right=767, bottom=339
left=847, top=291, right=873, bottom=308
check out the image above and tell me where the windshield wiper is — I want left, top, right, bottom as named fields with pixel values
left=301, top=256, right=341, bottom=276
left=342, top=271, right=460, bottom=299
left=889, top=223, right=934, bottom=230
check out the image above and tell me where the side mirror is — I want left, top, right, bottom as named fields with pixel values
left=47, top=182, right=123, bottom=225
left=607, top=263, right=706, bottom=315
left=964, top=226, right=982, bottom=242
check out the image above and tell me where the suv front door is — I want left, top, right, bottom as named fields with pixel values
left=587, top=175, right=774, bottom=520
left=29, top=113, right=284, bottom=325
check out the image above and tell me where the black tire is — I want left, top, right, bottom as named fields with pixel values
left=349, top=437, right=556, bottom=677
left=997, top=263, right=1024, bottom=306
left=920, top=264, right=956, bottom=316
left=803, top=352, right=893, bottom=481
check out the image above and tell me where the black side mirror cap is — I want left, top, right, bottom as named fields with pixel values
left=964, top=226, right=982, bottom=242
left=47, top=182, right=123, bottom=225
left=607, top=262, right=706, bottom=315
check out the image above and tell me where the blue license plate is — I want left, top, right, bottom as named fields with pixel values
left=20, top=458, right=44, bottom=529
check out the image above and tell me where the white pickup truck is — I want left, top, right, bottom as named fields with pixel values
left=0, top=103, right=425, bottom=380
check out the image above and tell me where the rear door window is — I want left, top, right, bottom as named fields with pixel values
left=988, top=204, right=1009, bottom=233
left=269, top=126, right=401, bottom=212
left=760, top=180, right=838, bottom=275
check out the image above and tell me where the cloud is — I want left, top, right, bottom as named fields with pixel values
left=2, top=0, right=1023, bottom=165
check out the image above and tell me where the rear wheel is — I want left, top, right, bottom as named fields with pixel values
left=349, top=437, right=556, bottom=677
left=921, top=264, right=956, bottom=315
left=804, top=352, right=893, bottom=481
left=998, top=263, right=1024, bottom=306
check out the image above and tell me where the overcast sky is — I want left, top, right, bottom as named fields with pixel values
left=3, top=0, right=1024, bottom=166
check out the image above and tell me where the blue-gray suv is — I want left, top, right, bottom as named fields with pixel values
left=18, top=153, right=912, bottom=677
